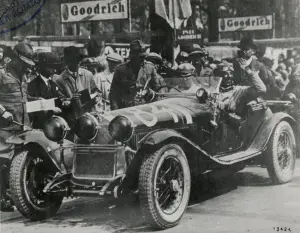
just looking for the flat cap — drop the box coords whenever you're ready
[107,52,124,63]
[13,42,35,66]
[145,52,162,63]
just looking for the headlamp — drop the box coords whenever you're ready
[108,116,134,142]
[43,116,70,143]
[74,113,99,142]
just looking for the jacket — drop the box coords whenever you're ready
[27,75,60,129]
[53,67,99,124]
[109,60,166,110]
[233,57,280,99]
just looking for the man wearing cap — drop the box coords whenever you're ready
[0,42,35,211]
[188,47,212,77]
[233,37,280,99]
[109,40,166,110]
[28,52,62,129]
[53,46,100,125]
[93,52,124,111]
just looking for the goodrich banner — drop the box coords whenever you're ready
[218,15,273,32]
[61,0,128,23]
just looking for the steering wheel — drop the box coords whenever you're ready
[157,85,182,93]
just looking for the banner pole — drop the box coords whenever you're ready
[172,0,176,66]
[129,0,132,32]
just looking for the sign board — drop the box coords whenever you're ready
[176,28,202,41]
[61,0,128,23]
[105,43,151,59]
[218,15,273,32]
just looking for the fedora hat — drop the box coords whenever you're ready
[237,37,257,50]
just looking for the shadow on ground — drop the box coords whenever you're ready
[3,168,271,232]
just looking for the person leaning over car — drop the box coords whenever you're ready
[27,52,62,129]
[53,46,100,126]
[0,42,35,212]
[233,37,280,100]
[109,40,166,110]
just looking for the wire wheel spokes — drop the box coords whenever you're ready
[277,131,292,172]
[155,150,184,215]
[25,157,53,207]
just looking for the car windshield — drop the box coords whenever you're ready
[164,76,222,93]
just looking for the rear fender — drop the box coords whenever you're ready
[6,130,74,173]
[249,112,297,152]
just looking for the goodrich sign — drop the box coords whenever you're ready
[218,15,273,32]
[61,0,128,23]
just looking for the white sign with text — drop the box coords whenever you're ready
[61,0,128,23]
[218,15,273,32]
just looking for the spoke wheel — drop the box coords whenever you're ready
[265,121,296,184]
[139,144,191,229]
[10,150,63,220]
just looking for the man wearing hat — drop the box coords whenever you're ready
[28,52,62,129]
[93,52,124,111]
[233,36,279,99]
[53,46,100,125]
[109,40,166,110]
[188,47,212,77]
[0,42,35,211]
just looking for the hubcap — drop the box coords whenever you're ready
[155,150,184,215]
[277,131,293,173]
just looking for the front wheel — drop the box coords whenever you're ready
[265,121,296,184]
[139,144,191,229]
[9,150,63,220]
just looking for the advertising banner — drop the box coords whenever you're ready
[61,0,128,23]
[218,15,273,32]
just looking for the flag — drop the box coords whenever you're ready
[155,0,192,29]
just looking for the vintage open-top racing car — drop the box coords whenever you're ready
[8,76,298,229]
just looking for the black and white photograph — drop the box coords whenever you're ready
[1,0,300,233]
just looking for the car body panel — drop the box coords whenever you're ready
[6,130,74,173]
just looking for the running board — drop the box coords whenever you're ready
[216,149,262,163]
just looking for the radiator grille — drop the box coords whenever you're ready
[72,145,122,179]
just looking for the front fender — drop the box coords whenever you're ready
[139,128,210,157]
[6,130,74,173]
[250,112,297,152]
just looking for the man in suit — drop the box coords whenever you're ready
[27,52,62,129]
[53,46,100,126]
[109,40,166,110]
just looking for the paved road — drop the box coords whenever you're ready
[1,162,300,233]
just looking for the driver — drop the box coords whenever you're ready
[109,40,166,110]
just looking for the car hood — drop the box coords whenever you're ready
[100,97,213,131]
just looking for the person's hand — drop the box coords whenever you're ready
[1,111,13,125]
[72,93,81,101]
[62,101,71,107]
[287,93,297,102]
[53,107,62,114]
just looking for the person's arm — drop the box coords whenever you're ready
[149,65,166,92]
[0,104,5,116]
[109,69,122,110]
[245,67,266,94]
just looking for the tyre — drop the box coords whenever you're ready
[139,144,191,229]
[9,150,63,220]
[265,121,296,184]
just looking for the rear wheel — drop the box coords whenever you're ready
[265,121,296,184]
[139,144,191,229]
[9,150,63,220]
